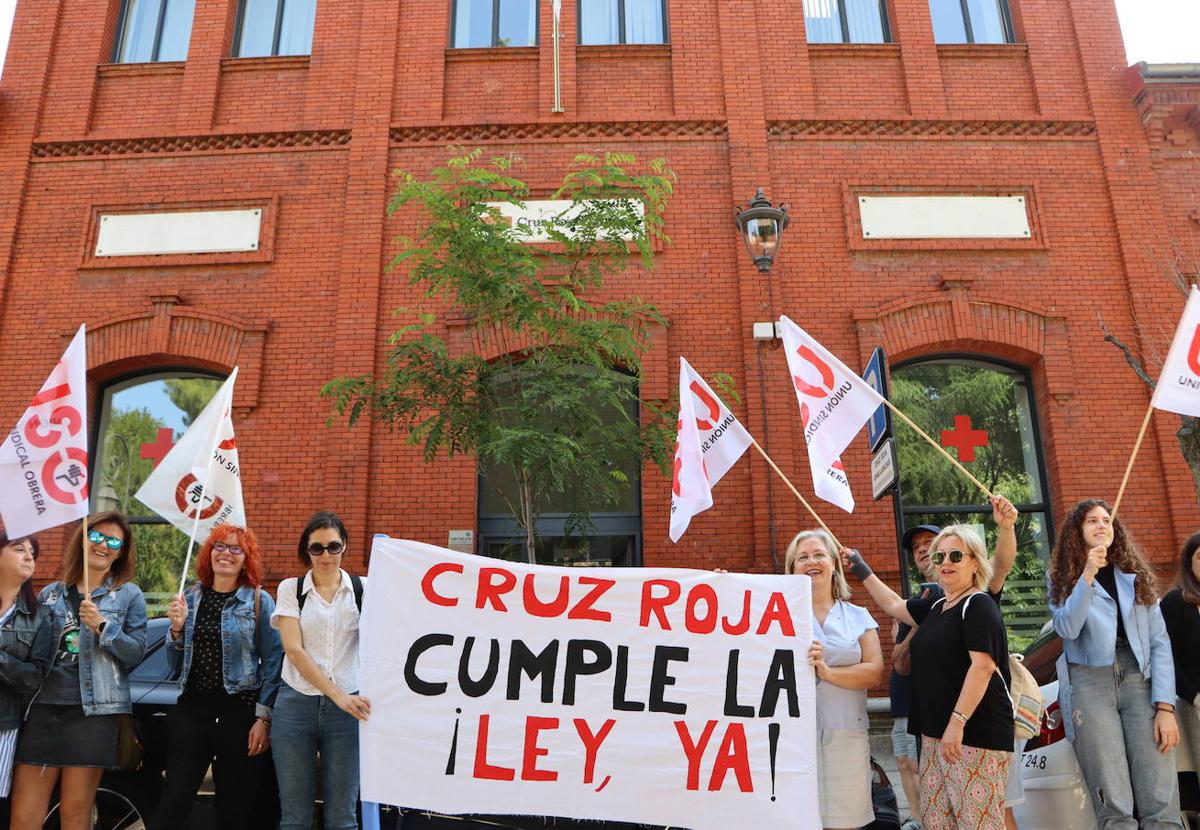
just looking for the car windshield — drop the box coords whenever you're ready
[1021,627,1062,686]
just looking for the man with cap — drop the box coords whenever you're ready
[890,524,942,830]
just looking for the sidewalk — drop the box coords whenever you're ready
[869,699,912,818]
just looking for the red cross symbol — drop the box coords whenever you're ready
[140,427,176,469]
[940,415,989,463]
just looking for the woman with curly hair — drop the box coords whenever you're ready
[1048,498,1181,830]
[1161,532,1200,768]
[150,524,282,830]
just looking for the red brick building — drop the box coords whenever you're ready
[0,0,1197,625]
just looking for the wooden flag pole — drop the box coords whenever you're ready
[1111,401,1155,520]
[81,513,90,596]
[748,438,843,550]
[879,399,995,501]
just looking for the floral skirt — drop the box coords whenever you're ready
[918,735,1010,830]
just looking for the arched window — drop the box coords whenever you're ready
[92,372,223,607]
[890,357,1050,646]
[477,368,642,567]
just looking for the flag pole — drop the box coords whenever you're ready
[878,399,995,500]
[177,449,219,597]
[1111,401,1155,519]
[748,438,842,550]
[81,513,90,595]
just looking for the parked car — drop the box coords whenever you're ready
[1014,628,1199,830]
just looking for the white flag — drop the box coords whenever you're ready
[0,325,90,537]
[1152,285,1200,417]
[680,357,753,486]
[779,315,884,513]
[135,369,245,540]
[669,359,714,542]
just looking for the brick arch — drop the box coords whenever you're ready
[82,294,270,411]
[852,288,1074,401]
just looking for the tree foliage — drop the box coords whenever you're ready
[164,377,220,427]
[323,149,676,562]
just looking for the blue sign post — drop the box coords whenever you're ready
[863,346,890,452]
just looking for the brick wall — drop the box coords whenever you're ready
[0,0,1197,665]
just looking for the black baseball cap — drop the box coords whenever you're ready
[902,524,941,553]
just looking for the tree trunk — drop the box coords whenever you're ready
[519,472,537,565]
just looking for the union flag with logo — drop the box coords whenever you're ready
[1151,285,1200,418]
[778,315,884,513]
[669,357,753,541]
[135,368,246,541]
[0,325,90,537]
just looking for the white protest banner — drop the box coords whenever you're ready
[134,368,245,544]
[360,538,819,830]
[779,315,884,513]
[681,357,753,486]
[0,325,90,537]
[1151,285,1200,417]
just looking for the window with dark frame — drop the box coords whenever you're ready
[890,357,1051,649]
[234,0,317,58]
[928,0,1014,44]
[112,0,196,63]
[579,0,667,45]
[92,372,223,614]
[451,0,538,48]
[476,370,643,568]
[802,0,891,44]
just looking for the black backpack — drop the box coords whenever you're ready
[296,573,363,613]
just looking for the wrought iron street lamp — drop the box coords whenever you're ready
[735,188,789,273]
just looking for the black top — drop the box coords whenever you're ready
[907,590,1014,751]
[1161,588,1200,704]
[39,587,83,705]
[890,583,945,717]
[181,587,257,706]
[1095,565,1128,642]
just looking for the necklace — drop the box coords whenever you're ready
[943,587,976,608]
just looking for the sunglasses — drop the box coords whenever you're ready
[87,530,125,551]
[213,543,245,556]
[307,541,345,556]
[930,549,971,565]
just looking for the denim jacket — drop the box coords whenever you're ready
[1049,570,1175,739]
[33,579,148,716]
[0,595,54,729]
[166,584,283,719]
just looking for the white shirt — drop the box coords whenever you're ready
[272,570,366,696]
[812,600,878,730]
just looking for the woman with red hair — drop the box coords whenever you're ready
[149,524,282,830]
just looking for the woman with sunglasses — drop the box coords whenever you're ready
[11,511,147,830]
[0,523,53,827]
[844,525,1013,830]
[788,529,883,830]
[1048,499,1181,830]
[271,510,369,830]
[149,524,282,830]
[1162,531,1200,774]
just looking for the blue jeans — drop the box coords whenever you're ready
[1067,643,1182,830]
[271,684,361,830]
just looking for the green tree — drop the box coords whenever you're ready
[323,149,676,563]
[164,377,221,427]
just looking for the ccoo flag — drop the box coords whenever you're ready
[680,357,753,486]
[135,368,245,541]
[779,315,884,513]
[1151,285,1200,417]
[669,359,713,542]
[0,326,90,537]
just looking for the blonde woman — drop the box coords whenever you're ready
[789,529,884,830]
[844,526,1013,830]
